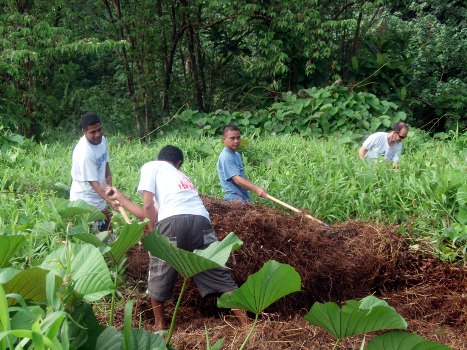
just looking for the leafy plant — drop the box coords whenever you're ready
[142,231,243,346]
[95,300,166,350]
[305,296,451,350]
[172,85,406,139]
[217,260,301,350]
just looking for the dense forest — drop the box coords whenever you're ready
[1,0,466,139]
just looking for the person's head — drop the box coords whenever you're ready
[157,145,184,169]
[80,112,103,145]
[391,122,408,143]
[222,125,241,151]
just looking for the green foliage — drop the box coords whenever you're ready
[0,236,25,268]
[143,232,243,279]
[305,296,451,350]
[217,260,301,314]
[0,283,69,350]
[173,85,406,138]
[367,331,452,350]
[143,231,243,346]
[217,260,301,350]
[108,222,147,264]
[304,295,407,339]
[95,301,166,350]
[40,243,115,302]
[403,7,467,131]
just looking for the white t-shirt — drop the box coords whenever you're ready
[362,132,402,163]
[70,135,109,210]
[137,161,210,222]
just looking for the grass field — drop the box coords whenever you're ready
[1,129,466,262]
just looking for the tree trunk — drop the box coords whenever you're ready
[102,0,144,137]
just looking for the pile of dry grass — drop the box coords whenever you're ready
[120,197,466,349]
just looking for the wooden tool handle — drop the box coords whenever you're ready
[266,194,326,226]
[117,205,131,224]
[107,189,131,224]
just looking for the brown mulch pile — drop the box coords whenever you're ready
[120,197,466,349]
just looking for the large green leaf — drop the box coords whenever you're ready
[304,295,407,339]
[41,244,114,302]
[95,327,122,350]
[109,222,147,263]
[193,232,243,266]
[2,268,53,304]
[59,200,105,221]
[143,232,242,279]
[0,235,26,268]
[95,326,166,350]
[367,331,452,350]
[217,260,301,314]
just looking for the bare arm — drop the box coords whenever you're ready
[231,175,268,197]
[107,189,146,220]
[89,180,119,210]
[358,144,367,160]
[142,191,158,231]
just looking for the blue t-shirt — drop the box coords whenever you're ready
[217,148,250,202]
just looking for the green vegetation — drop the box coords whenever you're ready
[1,0,465,137]
[1,130,465,263]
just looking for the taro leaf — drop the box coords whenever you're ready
[59,200,105,222]
[193,232,243,264]
[367,331,452,350]
[304,295,407,339]
[71,232,106,247]
[0,235,26,268]
[95,326,122,350]
[41,244,114,302]
[143,232,242,279]
[128,329,167,350]
[2,267,54,304]
[217,260,301,314]
[95,326,166,350]
[109,222,147,263]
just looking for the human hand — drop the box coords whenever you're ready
[105,186,121,210]
[255,186,268,198]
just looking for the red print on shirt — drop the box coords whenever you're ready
[178,176,196,191]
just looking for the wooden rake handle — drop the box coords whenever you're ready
[266,194,327,226]
[107,189,132,224]
[116,203,131,224]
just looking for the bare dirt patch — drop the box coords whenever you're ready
[114,197,466,349]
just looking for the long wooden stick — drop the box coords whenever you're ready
[117,204,131,224]
[107,189,132,224]
[266,194,328,226]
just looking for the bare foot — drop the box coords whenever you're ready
[232,308,248,328]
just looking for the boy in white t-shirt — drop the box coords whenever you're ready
[70,112,117,230]
[107,145,247,331]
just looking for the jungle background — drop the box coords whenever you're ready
[1,0,465,139]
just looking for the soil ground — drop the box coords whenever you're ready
[102,197,466,350]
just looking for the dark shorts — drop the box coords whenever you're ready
[148,214,238,301]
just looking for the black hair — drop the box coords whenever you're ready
[392,121,408,133]
[157,145,184,165]
[222,124,241,136]
[80,112,101,131]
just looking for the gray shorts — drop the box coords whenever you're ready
[148,214,238,301]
